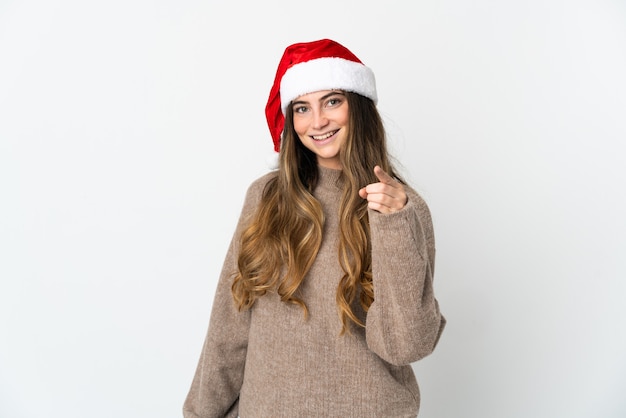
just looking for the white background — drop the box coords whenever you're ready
[1,1,625,417]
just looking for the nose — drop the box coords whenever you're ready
[312,109,329,130]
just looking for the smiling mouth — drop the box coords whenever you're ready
[311,130,338,141]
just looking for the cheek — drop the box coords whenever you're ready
[292,117,308,136]
[340,109,350,126]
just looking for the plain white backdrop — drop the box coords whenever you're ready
[1,1,625,417]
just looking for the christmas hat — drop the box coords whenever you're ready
[265,39,378,152]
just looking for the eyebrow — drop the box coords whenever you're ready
[292,91,345,106]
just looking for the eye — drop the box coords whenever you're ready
[293,105,309,114]
[326,97,343,107]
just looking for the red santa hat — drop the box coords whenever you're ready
[265,39,378,152]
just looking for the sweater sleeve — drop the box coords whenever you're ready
[183,177,268,418]
[365,187,446,366]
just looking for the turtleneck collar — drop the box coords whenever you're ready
[316,165,343,190]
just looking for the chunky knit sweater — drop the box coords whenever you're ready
[183,166,445,418]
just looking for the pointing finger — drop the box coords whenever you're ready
[373,165,396,185]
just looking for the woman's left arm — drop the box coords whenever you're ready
[362,172,446,366]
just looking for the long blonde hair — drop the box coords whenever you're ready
[231,92,401,334]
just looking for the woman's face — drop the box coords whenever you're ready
[291,90,349,170]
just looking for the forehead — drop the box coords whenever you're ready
[293,90,344,102]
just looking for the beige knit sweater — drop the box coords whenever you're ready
[183,166,445,418]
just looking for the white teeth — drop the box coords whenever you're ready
[312,130,337,141]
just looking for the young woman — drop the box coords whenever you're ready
[183,39,446,418]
